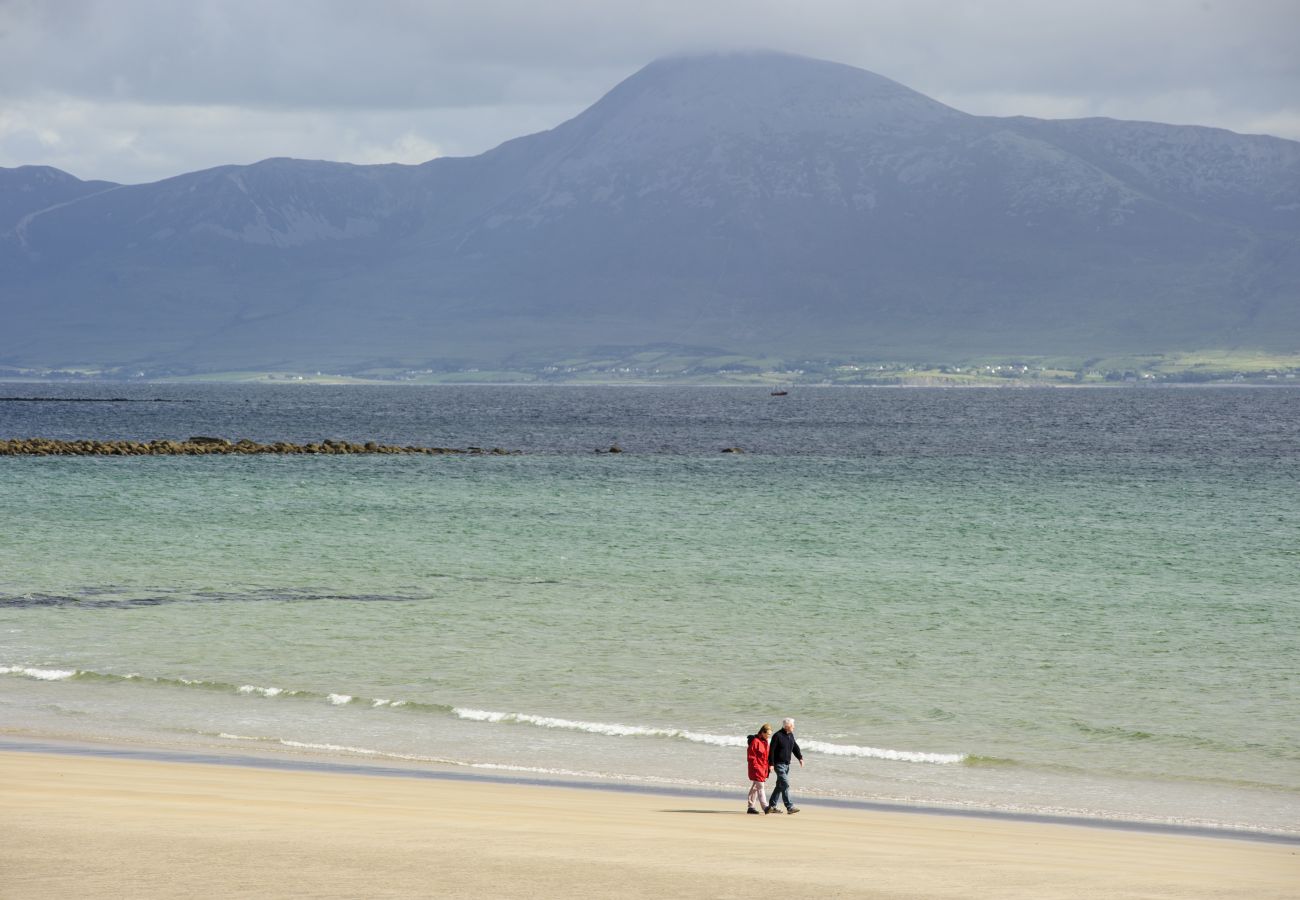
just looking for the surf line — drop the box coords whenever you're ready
[452,707,966,764]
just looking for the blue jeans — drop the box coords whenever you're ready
[770,763,793,809]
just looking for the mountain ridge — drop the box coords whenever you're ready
[2,50,1297,376]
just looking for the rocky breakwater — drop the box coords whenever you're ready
[0,437,517,456]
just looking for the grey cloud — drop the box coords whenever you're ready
[4,0,1297,109]
[1,0,1296,183]
[0,0,641,109]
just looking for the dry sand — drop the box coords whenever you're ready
[2,748,1296,899]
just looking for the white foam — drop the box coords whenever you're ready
[238,684,284,697]
[454,707,689,739]
[275,740,444,764]
[467,761,611,778]
[281,739,382,755]
[452,707,965,764]
[801,739,965,765]
[219,732,723,785]
[679,730,746,748]
[0,665,77,681]
[327,694,353,705]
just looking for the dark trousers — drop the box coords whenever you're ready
[770,763,792,809]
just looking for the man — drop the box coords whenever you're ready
[766,717,804,814]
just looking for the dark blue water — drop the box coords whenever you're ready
[3,383,1298,458]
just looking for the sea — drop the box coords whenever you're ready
[1,383,1297,837]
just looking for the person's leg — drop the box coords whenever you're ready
[770,763,790,810]
[747,780,760,810]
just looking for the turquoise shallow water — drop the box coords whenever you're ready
[2,385,1298,833]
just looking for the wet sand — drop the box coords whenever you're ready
[2,748,1296,899]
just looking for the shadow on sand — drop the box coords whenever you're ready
[661,809,747,815]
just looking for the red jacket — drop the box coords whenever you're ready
[746,734,770,781]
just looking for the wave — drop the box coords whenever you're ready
[800,739,966,764]
[0,665,425,710]
[2,663,966,765]
[216,733,449,761]
[452,707,966,764]
[0,665,77,681]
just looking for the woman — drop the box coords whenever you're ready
[746,723,772,814]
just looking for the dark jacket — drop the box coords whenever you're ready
[769,728,802,766]
[746,734,770,781]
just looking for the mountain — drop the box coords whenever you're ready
[2,51,1298,376]
[0,166,118,232]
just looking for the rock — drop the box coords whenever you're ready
[0,437,515,456]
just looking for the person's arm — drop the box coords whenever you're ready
[794,739,804,766]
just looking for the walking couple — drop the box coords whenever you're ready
[746,717,804,815]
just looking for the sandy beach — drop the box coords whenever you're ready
[1,746,1295,899]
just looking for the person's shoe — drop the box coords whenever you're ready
[786,807,800,815]
[747,807,760,815]
[766,805,782,814]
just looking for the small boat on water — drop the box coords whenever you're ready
[770,388,789,396]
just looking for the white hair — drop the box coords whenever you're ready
[782,717,795,728]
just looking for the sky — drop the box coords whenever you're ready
[2,0,1297,185]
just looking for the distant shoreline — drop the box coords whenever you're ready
[2,378,1299,389]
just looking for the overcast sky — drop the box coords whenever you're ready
[2,0,1297,184]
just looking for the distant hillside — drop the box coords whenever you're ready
[1,51,1297,377]
[0,166,118,232]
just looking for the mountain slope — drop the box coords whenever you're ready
[2,51,1297,374]
[0,165,118,232]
